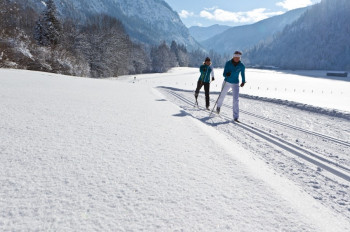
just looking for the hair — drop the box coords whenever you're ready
[204,57,211,65]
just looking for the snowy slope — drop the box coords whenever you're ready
[1,68,350,231]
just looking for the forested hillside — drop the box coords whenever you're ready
[246,0,350,70]
[0,0,148,77]
[13,0,200,50]
[0,0,224,77]
[201,8,307,55]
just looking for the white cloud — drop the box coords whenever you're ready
[200,8,284,23]
[179,10,194,19]
[276,0,314,10]
[204,6,219,11]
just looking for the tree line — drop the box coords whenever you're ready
[245,0,350,71]
[0,0,228,78]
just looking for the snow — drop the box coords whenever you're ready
[18,41,33,59]
[1,68,350,231]
[149,68,350,112]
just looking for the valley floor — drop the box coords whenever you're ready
[1,68,349,231]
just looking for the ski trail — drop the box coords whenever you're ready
[158,86,350,221]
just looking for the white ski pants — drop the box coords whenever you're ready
[217,81,240,119]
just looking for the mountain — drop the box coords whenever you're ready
[201,7,308,55]
[189,24,231,42]
[17,0,200,50]
[246,0,350,70]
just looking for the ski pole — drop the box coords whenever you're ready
[209,81,227,117]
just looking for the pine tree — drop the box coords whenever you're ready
[34,0,62,47]
[0,0,20,36]
[170,41,180,67]
[151,42,177,73]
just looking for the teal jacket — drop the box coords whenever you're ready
[198,64,213,83]
[223,60,245,84]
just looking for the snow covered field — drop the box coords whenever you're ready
[1,68,350,231]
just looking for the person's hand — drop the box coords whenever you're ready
[212,77,215,81]
[240,82,245,87]
[226,72,231,77]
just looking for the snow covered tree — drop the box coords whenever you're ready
[177,44,190,67]
[129,44,151,74]
[76,14,135,77]
[188,49,207,67]
[170,41,180,67]
[170,41,189,67]
[34,0,62,47]
[0,0,21,36]
[151,42,177,73]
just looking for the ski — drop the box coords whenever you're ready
[194,98,199,108]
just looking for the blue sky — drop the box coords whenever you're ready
[164,0,321,27]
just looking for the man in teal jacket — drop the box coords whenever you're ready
[194,57,215,110]
[216,51,246,122]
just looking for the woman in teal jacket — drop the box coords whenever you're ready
[216,51,246,122]
[194,57,215,110]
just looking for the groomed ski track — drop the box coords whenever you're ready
[157,86,350,219]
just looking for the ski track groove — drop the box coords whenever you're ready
[160,87,350,147]
[235,106,350,147]
[159,87,350,183]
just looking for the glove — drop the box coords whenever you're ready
[240,82,245,87]
[226,72,231,77]
[212,77,215,81]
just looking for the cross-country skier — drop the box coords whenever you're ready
[216,51,246,122]
[194,57,215,110]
